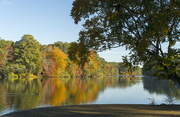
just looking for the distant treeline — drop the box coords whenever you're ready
[0,34,141,78]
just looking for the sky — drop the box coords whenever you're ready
[0,0,179,63]
[0,0,128,62]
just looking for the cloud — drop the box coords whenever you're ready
[0,0,11,5]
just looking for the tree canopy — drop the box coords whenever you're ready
[1,35,134,78]
[71,0,180,86]
[13,34,43,76]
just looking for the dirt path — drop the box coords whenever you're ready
[1,104,180,117]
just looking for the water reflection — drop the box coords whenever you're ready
[143,76,180,101]
[0,76,179,115]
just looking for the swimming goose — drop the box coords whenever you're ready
[35,91,39,95]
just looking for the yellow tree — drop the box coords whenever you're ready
[86,51,99,77]
[51,47,68,76]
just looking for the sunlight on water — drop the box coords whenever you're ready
[0,76,180,116]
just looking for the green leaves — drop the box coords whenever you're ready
[71,0,180,53]
[14,34,43,75]
[71,0,180,82]
[68,40,90,70]
[122,56,138,76]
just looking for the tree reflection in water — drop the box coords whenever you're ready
[0,76,179,115]
[143,77,180,101]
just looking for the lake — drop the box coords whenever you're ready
[0,76,180,116]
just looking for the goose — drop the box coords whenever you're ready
[35,91,39,95]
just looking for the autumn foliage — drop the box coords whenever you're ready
[0,35,141,78]
[51,47,68,76]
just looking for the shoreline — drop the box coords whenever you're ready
[1,104,180,117]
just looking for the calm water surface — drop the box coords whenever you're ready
[0,76,180,115]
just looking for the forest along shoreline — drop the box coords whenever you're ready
[0,36,141,79]
[1,104,180,117]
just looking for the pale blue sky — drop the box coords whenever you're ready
[0,0,128,62]
[0,0,82,44]
[0,0,179,62]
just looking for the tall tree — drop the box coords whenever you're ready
[68,41,90,78]
[71,0,180,86]
[14,34,43,76]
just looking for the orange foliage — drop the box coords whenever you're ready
[106,64,111,74]
[88,51,99,70]
[42,46,68,77]
[51,47,68,76]
[42,46,56,76]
